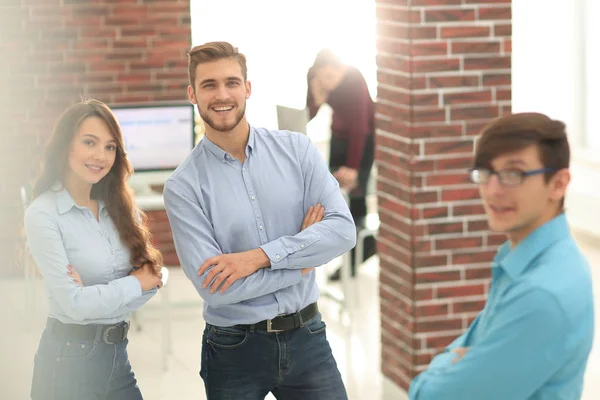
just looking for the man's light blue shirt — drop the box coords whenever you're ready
[163,126,356,327]
[24,186,156,324]
[409,213,595,400]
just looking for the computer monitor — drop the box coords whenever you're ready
[110,102,196,195]
[111,102,195,171]
[276,105,309,134]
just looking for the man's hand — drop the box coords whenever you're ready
[309,76,328,107]
[199,248,270,294]
[333,166,358,190]
[451,347,469,364]
[301,204,324,231]
[200,205,326,293]
[67,264,83,287]
[299,204,325,276]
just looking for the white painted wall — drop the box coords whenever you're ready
[512,0,600,238]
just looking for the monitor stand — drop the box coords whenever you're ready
[128,171,171,197]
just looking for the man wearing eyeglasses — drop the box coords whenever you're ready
[408,112,595,400]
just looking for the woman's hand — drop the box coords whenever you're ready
[130,263,163,291]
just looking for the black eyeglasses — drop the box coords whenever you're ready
[468,167,557,187]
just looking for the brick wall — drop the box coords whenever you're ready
[375,0,511,390]
[0,0,190,273]
[146,210,179,266]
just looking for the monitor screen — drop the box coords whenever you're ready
[110,103,195,172]
[276,105,308,134]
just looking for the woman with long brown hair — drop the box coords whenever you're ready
[24,99,163,399]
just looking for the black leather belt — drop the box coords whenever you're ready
[236,302,319,333]
[45,318,129,345]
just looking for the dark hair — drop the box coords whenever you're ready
[188,41,247,89]
[474,112,570,209]
[32,99,163,273]
[311,48,343,70]
[474,112,570,179]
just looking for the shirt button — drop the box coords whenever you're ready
[251,196,256,200]
[259,225,264,230]
[300,244,305,248]
[275,255,280,260]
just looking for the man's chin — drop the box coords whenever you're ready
[202,108,245,133]
[212,123,239,132]
[208,119,245,133]
[488,220,513,234]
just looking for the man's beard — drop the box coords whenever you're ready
[199,101,246,133]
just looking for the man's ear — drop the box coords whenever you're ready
[550,168,570,202]
[187,85,197,104]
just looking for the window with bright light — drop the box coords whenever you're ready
[584,0,600,150]
[190,0,376,130]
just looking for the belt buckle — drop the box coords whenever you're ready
[266,319,283,333]
[103,324,127,344]
[103,326,118,344]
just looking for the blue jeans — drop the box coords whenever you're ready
[30,330,143,400]
[200,313,348,400]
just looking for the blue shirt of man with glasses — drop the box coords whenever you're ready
[409,113,595,400]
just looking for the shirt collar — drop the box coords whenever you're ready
[200,125,255,161]
[493,213,571,280]
[247,126,256,154]
[202,135,227,160]
[53,182,106,215]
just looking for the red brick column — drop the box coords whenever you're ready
[146,210,179,266]
[1,0,190,272]
[375,0,511,390]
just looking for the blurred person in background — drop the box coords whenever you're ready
[409,113,595,400]
[24,99,163,400]
[306,49,376,280]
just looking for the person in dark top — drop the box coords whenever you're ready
[306,49,376,280]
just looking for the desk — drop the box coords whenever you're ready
[136,194,165,211]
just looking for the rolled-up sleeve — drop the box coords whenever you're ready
[164,180,302,307]
[261,134,356,270]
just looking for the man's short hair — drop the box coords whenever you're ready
[187,41,247,89]
[474,112,570,181]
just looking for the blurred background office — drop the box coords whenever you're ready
[1,0,599,399]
